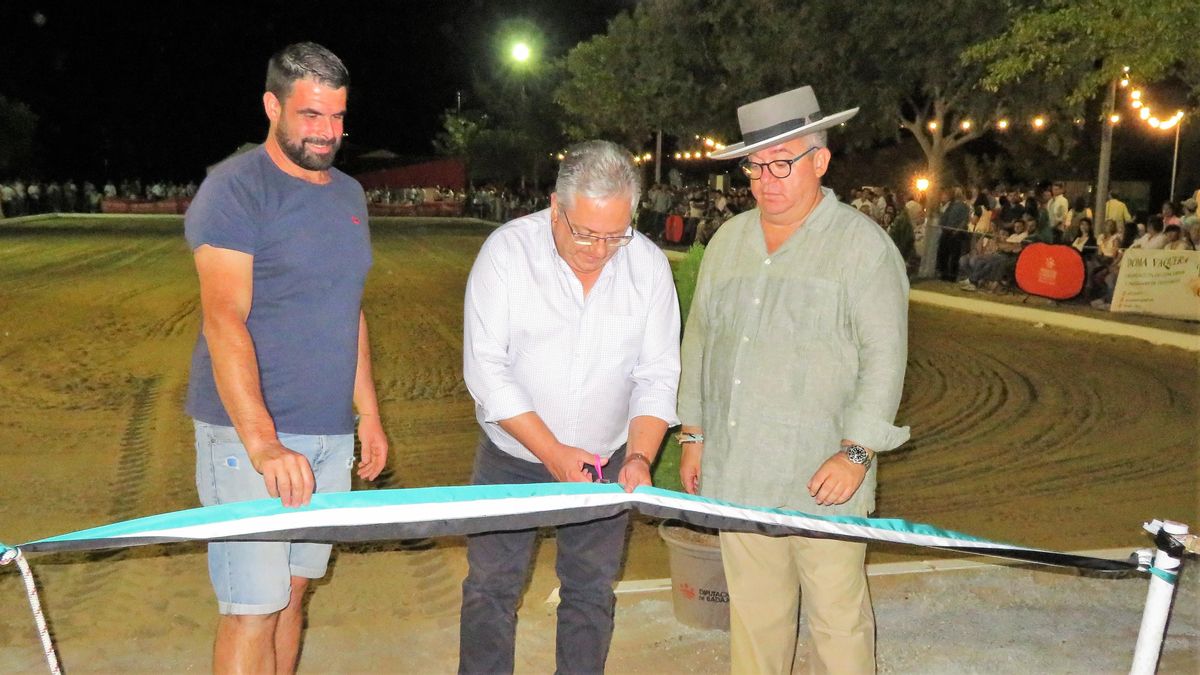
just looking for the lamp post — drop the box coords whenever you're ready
[1167,113,1183,202]
[509,40,534,191]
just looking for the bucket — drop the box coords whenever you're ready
[658,520,729,630]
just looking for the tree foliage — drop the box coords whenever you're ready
[558,0,1060,183]
[965,0,1200,104]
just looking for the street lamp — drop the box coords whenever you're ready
[511,42,531,63]
[1161,111,1185,201]
[915,177,930,193]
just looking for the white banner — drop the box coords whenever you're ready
[1111,249,1200,320]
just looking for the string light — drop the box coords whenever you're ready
[960,120,972,131]
[996,119,1010,130]
[1109,114,1121,124]
[1031,116,1046,130]
[1123,73,1188,134]
[927,121,938,131]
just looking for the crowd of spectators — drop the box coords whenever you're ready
[627,175,1198,313]
[914,182,1199,308]
[637,183,756,245]
[0,177,198,217]
[466,186,550,222]
[366,185,462,207]
[6,170,1195,314]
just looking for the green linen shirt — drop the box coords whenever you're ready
[678,187,910,516]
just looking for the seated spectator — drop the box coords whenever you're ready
[1131,218,1168,249]
[1161,201,1182,226]
[1071,217,1097,259]
[958,215,1001,283]
[1028,188,1057,244]
[880,205,897,232]
[1097,219,1122,261]
[1064,196,1092,243]
[959,215,1031,291]
[1163,225,1194,251]
[1181,197,1198,228]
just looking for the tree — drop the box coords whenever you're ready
[559,1,1057,276]
[965,0,1200,228]
[786,0,1067,276]
[0,96,37,174]
[557,0,727,181]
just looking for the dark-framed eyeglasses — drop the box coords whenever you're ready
[739,146,817,180]
[558,207,634,248]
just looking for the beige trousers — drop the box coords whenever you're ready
[720,531,875,675]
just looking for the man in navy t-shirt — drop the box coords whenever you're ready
[184,42,388,674]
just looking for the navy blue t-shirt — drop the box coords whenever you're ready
[185,146,372,435]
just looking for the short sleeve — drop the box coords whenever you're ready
[184,166,261,255]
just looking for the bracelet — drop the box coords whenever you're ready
[624,452,652,468]
[675,432,704,444]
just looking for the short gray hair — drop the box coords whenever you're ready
[804,130,828,149]
[555,140,641,211]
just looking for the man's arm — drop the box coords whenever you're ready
[352,310,388,481]
[808,249,911,506]
[497,413,600,482]
[678,245,715,496]
[618,255,681,493]
[462,235,597,482]
[617,416,669,493]
[194,244,315,507]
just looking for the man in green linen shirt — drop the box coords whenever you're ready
[677,86,910,674]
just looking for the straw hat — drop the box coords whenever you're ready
[710,86,858,160]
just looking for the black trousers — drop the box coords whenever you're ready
[458,436,629,675]
[938,229,968,280]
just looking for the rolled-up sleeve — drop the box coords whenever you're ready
[842,249,911,452]
[462,234,535,423]
[629,254,682,425]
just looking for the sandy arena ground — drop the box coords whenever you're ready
[0,216,1196,673]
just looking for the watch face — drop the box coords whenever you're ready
[846,445,869,464]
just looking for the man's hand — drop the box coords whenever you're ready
[680,442,703,495]
[247,441,315,508]
[807,450,869,506]
[356,413,388,481]
[618,454,653,493]
[543,443,606,483]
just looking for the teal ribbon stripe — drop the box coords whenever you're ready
[6,484,1136,573]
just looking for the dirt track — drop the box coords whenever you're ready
[0,217,1196,672]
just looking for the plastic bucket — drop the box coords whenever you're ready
[658,520,729,630]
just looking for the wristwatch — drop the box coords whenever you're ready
[843,444,873,468]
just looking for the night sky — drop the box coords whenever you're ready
[2,1,635,181]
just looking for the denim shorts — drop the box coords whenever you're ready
[194,420,354,615]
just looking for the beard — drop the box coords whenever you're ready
[275,124,341,171]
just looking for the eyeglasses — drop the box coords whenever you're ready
[739,146,817,180]
[558,207,634,247]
